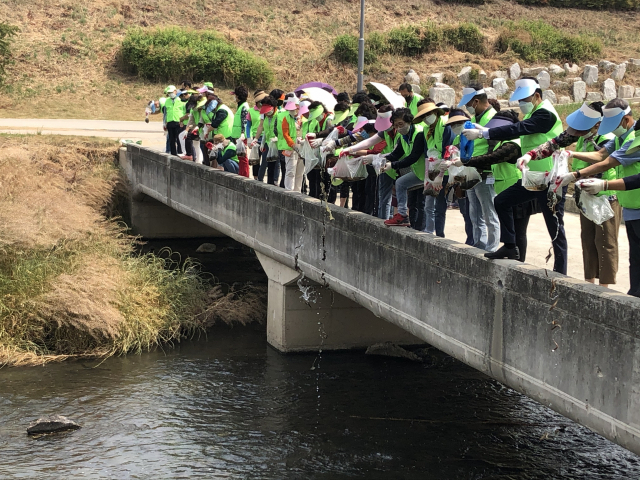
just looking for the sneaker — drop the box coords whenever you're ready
[384,213,410,227]
[179,155,193,161]
[485,245,520,260]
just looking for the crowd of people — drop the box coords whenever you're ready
[148,78,640,298]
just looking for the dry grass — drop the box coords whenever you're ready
[0,136,265,366]
[0,0,639,120]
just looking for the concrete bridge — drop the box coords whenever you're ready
[121,144,640,456]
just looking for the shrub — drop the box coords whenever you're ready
[332,33,380,65]
[0,23,19,85]
[120,27,273,89]
[496,20,601,63]
[513,0,638,10]
[443,23,486,55]
[387,23,444,56]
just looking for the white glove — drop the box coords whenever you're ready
[438,160,452,173]
[358,154,375,165]
[239,133,245,142]
[321,140,336,153]
[270,137,278,144]
[306,133,317,140]
[516,154,532,171]
[577,178,606,195]
[250,138,258,148]
[462,128,484,141]
[431,174,444,192]
[452,159,464,167]
[553,172,576,192]
[310,138,324,149]
[381,161,392,173]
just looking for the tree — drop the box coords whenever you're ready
[0,23,19,85]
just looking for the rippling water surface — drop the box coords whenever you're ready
[2,325,640,479]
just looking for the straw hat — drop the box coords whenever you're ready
[412,103,444,124]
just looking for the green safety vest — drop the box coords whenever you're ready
[613,130,640,209]
[382,130,399,179]
[471,107,497,173]
[520,99,563,172]
[492,139,522,194]
[222,142,238,163]
[231,102,249,139]
[213,104,234,139]
[165,97,186,123]
[263,112,277,140]
[277,112,297,151]
[399,124,425,181]
[249,107,261,139]
[572,133,616,197]
[406,94,423,116]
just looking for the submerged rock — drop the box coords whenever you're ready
[365,342,422,362]
[27,415,81,435]
[196,243,217,253]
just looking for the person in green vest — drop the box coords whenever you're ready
[399,83,423,117]
[462,77,567,274]
[554,99,640,296]
[209,95,235,140]
[210,134,240,174]
[248,90,268,179]
[250,95,281,186]
[230,85,249,143]
[458,84,499,252]
[164,86,186,156]
[161,85,174,153]
[277,99,303,191]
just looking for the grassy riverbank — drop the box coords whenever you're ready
[0,136,265,366]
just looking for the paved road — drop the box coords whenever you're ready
[0,118,631,294]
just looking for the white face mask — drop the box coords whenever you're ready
[169,93,176,99]
[612,124,628,137]
[451,124,464,136]
[424,114,437,126]
[582,131,595,140]
[519,101,534,115]
[397,124,411,135]
[465,105,476,117]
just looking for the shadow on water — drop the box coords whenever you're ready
[2,239,639,479]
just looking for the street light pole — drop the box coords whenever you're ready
[357,0,365,92]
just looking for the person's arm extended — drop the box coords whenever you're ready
[391,134,426,170]
[255,118,265,141]
[210,109,228,129]
[573,156,621,178]
[571,147,608,163]
[344,134,384,153]
[487,108,556,141]
[465,141,522,170]
[282,117,295,148]
[526,130,579,160]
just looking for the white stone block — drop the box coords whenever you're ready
[492,77,509,96]
[585,91,602,102]
[405,69,420,85]
[612,63,627,81]
[429,73,444,84]
[537,71,551,90]
[542,90,557,105]
[582,65,598,86]
[549,64,564,76]
[509,63,521,80]
[558,96,571,105]
[602,78,616,101]
[458,66,472,85]
[618,84,634,99]
[429,86,456,108]
[572,81,586,103]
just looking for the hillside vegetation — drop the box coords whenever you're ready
[0,0,639,120]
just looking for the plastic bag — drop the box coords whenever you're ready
[301,139,322,174]
[266,140,279,162]
[248,142,261,165]
[575,186,615,225]
[236,139,246,156]
[459,121,475,160]
[371,155,386,176]
[320,128,341,167]
[550,150,570,182]
[426,149,443,181]
[331,156,368,181]
[522,165,550,191]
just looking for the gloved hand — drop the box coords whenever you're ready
[310,138,324,148]
[205,142,214,150]
[431,174,444,192]
[438,160,452,173]
[516,154,531,171]
[452,159,464,167]
[554,172,576,192]
[381,161,392,173]
[322,140,336,153]
[462,128,484,141]
[239,133,245,143]
[577,178,606,195]
[270,137,278,144]
[335,126,346,135]
[339,148,350,157]
[359,154,375,165]
[306,133,316,140]
[250,138,258,148]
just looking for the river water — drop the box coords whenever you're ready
[2,241,640,479]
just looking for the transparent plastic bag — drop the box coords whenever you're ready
[236,139,246,156]
[331,156,368,181]
[522,165,550,191]
[456,166,482,191]
[576,186,615,225]
[371,155,386,176]
[301,140,322,174]
[267,140,279,162]
[321,128,341,167]
[550,150,570,182]
[426,149,443,181]
[248,142,261,165]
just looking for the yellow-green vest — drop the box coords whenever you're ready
[231,101,249,139]
[520,99,563,172]
[406,94,423,116]
[399,124,425,181]
[165,97,186,123]
[222,142,238,163]
[614,130,640,209]
[471,107,497,171]
[249,107,261,139]
[214,105,234,138]
[382,130,399,179]
[277,112,297,151]
[572,133,616,197]
[492,139,522,194]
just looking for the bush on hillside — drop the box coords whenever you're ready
[443,23,486,55]
[496,20,601,63]
[120,28,273,89]
[0,23,19,85]
[332,34,382,65]
[514,0,638,10]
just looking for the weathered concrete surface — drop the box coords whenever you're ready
[123,144,640,457]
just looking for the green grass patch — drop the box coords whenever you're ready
[513,0,638,10]
[120,27,274,89]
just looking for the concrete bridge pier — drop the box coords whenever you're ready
[256,253,421,352]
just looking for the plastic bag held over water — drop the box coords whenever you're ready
[266,140,279,162]
[426,149,443,181]
[330,155,368,181]
[459,121,475,161]
[320,128,341,167]
[522,164,550,191]
[371,155,386,176]
[550,150,570,194]
[575,183,615,225]
[236,139,246,156]
[248,141,261,165]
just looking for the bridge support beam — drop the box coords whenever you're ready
[257,253,421,352]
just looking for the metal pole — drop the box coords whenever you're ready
[357,0,365,92]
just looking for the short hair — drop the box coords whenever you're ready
[352,92,370,104]
[354,102,377,120]
[261,96,277,108]
[212,134,225,143]
[234,85,248,103]
[378,104,395,113]
[494,110,520,123]
[448,108,470,120]
[399,83,412,92]
[589,101,605,115]
[362,123,377,134]
[336,92,350,103]
[391,107,414,124]
[182,80,192,88]
[488,98,501,112]
[521,76,543,97]
[334,101,350,112]
[269,89,285,106]
[416,98,436,107]
[606,98,629,110]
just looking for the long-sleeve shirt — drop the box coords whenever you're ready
[527,130,579,160]
[282,116,295,148]
[237,104,248,138]
[624,174,640,191]
[465,141,521,171]
[210,107,229,129]
[486,108,556,141]
[387,126,426,170]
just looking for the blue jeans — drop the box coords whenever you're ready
[395,171,422,217]
[458,196,474,246]
[467,179,500,252]
[424,176,449,237]
[378,173,394,220]
[220,159,239,174]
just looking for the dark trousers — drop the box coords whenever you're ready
[494,180,568,274]
[278,153,286,188]
[514,212,531,263]
[408,190,426,232]
[626,219,640,297]
[266,149,280,186]
[459,196,474,246]
[308,169,322,198]
[364,165,377,215]
[167,121,182,156]
[352,179,367,212]
[201,141,210,166]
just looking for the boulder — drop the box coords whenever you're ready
[528,66,547,76]
[509,63,521,80]
[492,77,509,96]
[618,84,634,99]
[582,65,599,86]
[612,63,627,81]
[549,64,565,76]
[490,70,507,79]
[498,100,510,108]
[411,84,421,95]
[565,77,582,84]
[365,342,422,362]
[429,72,444,84]
[572,81,586,103]
[196,243,217,253]
[598,60,615,72]
[636,87,640,98]
[429,86,456,107]
[602,78,616,101]
[558,96,571,105]
[586,91,602,102]
[458,66,472,85]
[404,69,420,85]
[537,71,551,90]
[552,81,569,90]
[484,87,497,99]
[434,82,450,88]
[478,70,487,82]
[564,63,580,75]
[542,90,557,105]
[630,59,640,66]
[27,415,81,436]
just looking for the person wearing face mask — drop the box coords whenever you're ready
[209,95,235,140]
[210,134,240,174]
[382,108,427,227]
[278,99,304,192]
[164,87,187,157]
[248,90,268,180]
[458,84,499,252]
[399,83,423,117]
[554,99,640,295]
[462,77,566,274]
[252,96,281,186]
[302,101,336,200]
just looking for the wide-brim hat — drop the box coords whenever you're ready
[510,79,539,102]
[413,103,444,124]
[353,116,372,132]
[164,85,176,94]
[598,105,631,135]
[374,110,393,132]
[299,101,312,116]
[284,101,298,111]
[254,91,268,103]
[446,115,470,125]
[308,105,324,121]
[458,87,484,108]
